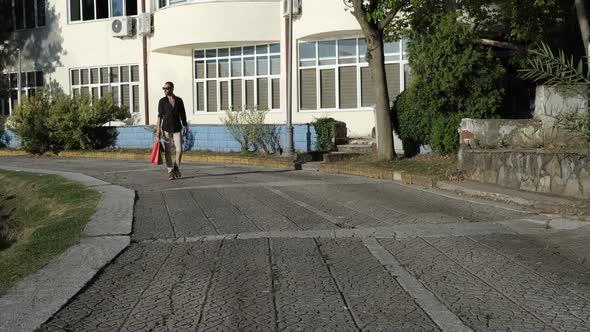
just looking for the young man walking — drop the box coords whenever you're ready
[156,81,188,180]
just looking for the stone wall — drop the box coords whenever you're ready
[459,86,590,199]
[461,150,590,199]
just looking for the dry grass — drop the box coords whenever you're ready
[332,153,462,179]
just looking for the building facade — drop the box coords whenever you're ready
[1,0,409,140]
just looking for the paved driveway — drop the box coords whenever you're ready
[1,156,589,331]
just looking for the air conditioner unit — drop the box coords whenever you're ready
[111,17,133,38]
[137,13,152,36]
[282,0,301,17]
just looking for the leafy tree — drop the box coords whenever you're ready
[402,12,505,153]
[388,0,573,56]
[344,0,411,160]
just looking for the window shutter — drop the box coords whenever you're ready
[100,67,109,84]
[360,67,374,107]
[207,81,217,112]
[121,66,130,82]
[271,78,280,110]
[385,63,401,101]
[320,69,335,109]
[231,79,242,110]
[131,65,140,82]
[133,85,139,112]
[121,85,130,107]
[257,78,268,111]
[196,82,204,111]
[300,69,317,110]
[339,66,357,109]
[91,68,99,84]
[245,80,255,109]
[81,69,89,85]
[220,81,229,111]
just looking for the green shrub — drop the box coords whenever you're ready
[8,92,128,153]
[406,12,505,154]
[7,93,52,153]
[430,114,462,155]
[391,90,430,146]
[49,94,127,150]
[311,117,339,151]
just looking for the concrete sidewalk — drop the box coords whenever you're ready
[0,156,588,331]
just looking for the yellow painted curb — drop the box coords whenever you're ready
[3,150,295,170]
[0,150,28,157]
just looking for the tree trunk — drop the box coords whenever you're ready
[366,29,395,160]
[575,0,590,59]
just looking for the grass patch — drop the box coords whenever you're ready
[0,170,101,295]
[333,153,460,179]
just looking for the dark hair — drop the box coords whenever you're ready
[165,81,174,88]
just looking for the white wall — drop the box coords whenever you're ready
[6,0,403,141]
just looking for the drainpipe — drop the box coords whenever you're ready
[141,0,150,125]
[284,0,294,157]
[17,48,21,104]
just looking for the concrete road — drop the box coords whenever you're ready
[1,156,589,332]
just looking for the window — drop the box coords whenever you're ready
[298,38,408,111]
[70,65,140,113]
[70,0,137,22]
[0,70,44,115]
[193,43,280,113]
[158,0,187,9]
[12,0,46,30]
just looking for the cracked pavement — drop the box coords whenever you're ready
[0,156,589,331]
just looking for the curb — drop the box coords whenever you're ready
[0,150,296,170]
[437,181,590,216]
[0,166,135,332]
[317,163,590,216]
[0,150,27,157]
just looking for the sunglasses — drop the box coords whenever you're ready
[162,87,171,90]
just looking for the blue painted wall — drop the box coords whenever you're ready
[3,124,318,153]
[2,130,20,149]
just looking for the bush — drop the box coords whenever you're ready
[49,94,128,150]
[405,12,505,154]
[221,108,277,154]
[7,93,52,153]
[8,92,128,153]
[430,114,462,155]
[391,90,430,146]
[311,117,340,151]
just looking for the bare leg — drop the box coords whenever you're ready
[163,131,174,173]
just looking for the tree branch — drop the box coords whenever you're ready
[479,38,522,51]
[378,0,411,31]
[350,0,373,33]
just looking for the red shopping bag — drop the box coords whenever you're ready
[150,139,163,165]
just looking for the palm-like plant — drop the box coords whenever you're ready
[520,42,590,142]
[520,42,590,98]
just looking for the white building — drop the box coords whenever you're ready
[1,0,410,139]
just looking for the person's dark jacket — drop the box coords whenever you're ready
[158,96,187,133]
